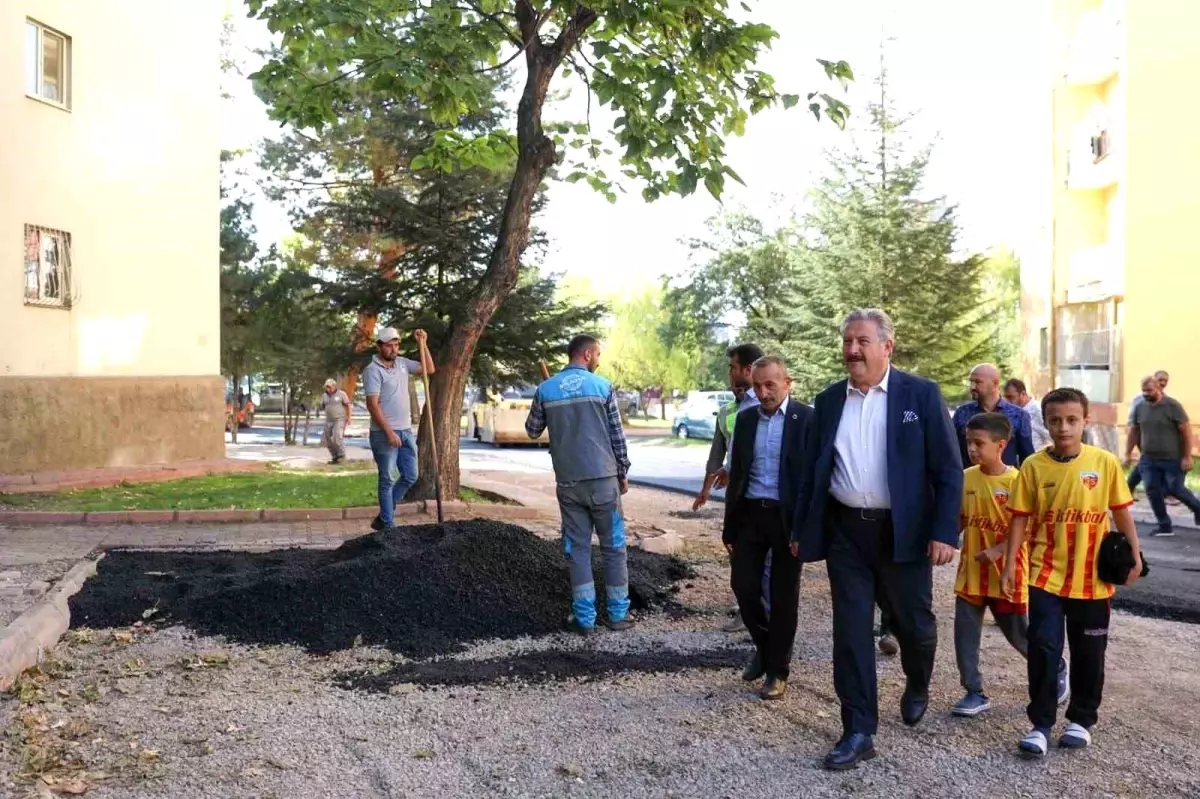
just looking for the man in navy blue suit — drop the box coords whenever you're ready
[791,308,962,770]
[723,356,812,701]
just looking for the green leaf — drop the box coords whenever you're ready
[704,170,725,200]
[781,94,799,110]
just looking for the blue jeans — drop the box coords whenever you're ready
[369,428,419,525]
[1141,458,1200,530]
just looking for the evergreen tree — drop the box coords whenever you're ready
[780,73,996,401]
[262,80,603,498]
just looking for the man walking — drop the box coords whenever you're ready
[319,379,352,464]
[953,364,1035,467]
[364,327,432,531]
[693,343,764,634]
[693,343,763,511]
[1125,370,1169,495]
[793,308,962,770]
[1003,378,1051,452]
[1124,374,1200,536]
[526,335,634,634]
[723,356,812,700]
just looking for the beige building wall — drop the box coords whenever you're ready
[0,0,224,473]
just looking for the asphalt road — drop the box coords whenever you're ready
[1117,525,1200,624]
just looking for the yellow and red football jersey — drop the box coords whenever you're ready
[955,466,1026,605]
[1009,445,1133,600]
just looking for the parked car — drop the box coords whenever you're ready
[670,390,735,440]
[467,385,549,446]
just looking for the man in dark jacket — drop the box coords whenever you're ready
[792,308,962,770]
[723,356,813,701]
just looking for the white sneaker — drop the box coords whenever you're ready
[1018,728,1048,759]
[1058,722,1091,749]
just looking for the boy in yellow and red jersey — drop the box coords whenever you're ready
[1002,388,1143,758]
[952,412,1067,717]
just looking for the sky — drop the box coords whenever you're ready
[221,0,1051,289]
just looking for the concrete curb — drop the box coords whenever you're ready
[0,555,102,691]
[0,502,545,527]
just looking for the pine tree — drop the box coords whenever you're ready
[780,71,996,401]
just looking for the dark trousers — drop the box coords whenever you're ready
[1141,459,1200,530]
[826,506,937,737]
[1127,462,1142,492]
[1027,587,1109,730]
[730,501,801,678]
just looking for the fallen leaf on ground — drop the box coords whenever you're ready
[413,748,436,759]
[198,650,230,666]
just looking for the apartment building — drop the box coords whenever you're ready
[0,1,224,473]
[1021,0,1200,449]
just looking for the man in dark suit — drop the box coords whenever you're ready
[724,356,813,701]
[791,309,962,770]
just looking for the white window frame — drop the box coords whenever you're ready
[24,225,73,309]
[25,19,71,109]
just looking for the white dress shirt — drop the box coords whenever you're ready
[830,367,891,509]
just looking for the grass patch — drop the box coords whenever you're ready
[635,436,711,449]
[0,471,495,512]
[625,417,673,429]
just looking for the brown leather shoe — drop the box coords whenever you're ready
[761,676,788,700]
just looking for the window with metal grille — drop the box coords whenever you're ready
[24,225,73,309]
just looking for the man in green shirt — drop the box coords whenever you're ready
[693,344,764,633]
[1124,374,1200,536]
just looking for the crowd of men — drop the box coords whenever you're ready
[333,311,1190,771]
[521,308,1174,771]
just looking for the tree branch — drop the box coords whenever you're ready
[461,1,523,48]
[550,5,599,61]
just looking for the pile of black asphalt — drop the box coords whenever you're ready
[69,520,752,684]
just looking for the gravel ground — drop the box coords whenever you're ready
[3,555,1199,798]
[0,559,78,628]
[4,488,1200,797]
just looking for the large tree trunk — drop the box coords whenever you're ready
[409,7,598,501]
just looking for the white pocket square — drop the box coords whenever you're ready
[902,410,919,424]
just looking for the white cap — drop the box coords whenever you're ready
[376,327,400,343]
[324,379,337,389]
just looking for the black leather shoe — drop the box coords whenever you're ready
[742,653,765,682]
[901,688,929,726]
[370,515,385,532]
[760,676,787,700]
[823,733,876,771]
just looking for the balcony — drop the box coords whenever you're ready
[1064,7,1122,86]
[1066,242,1123,302]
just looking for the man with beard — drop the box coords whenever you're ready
[1124,373,1200,536]
[793,308,962,770]
[526,335,634,634]
[694,344,765,511]
[364,327,433,531]
[694,344,766,633]
[1126,370,1170,495]
[953,364,1035,467]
